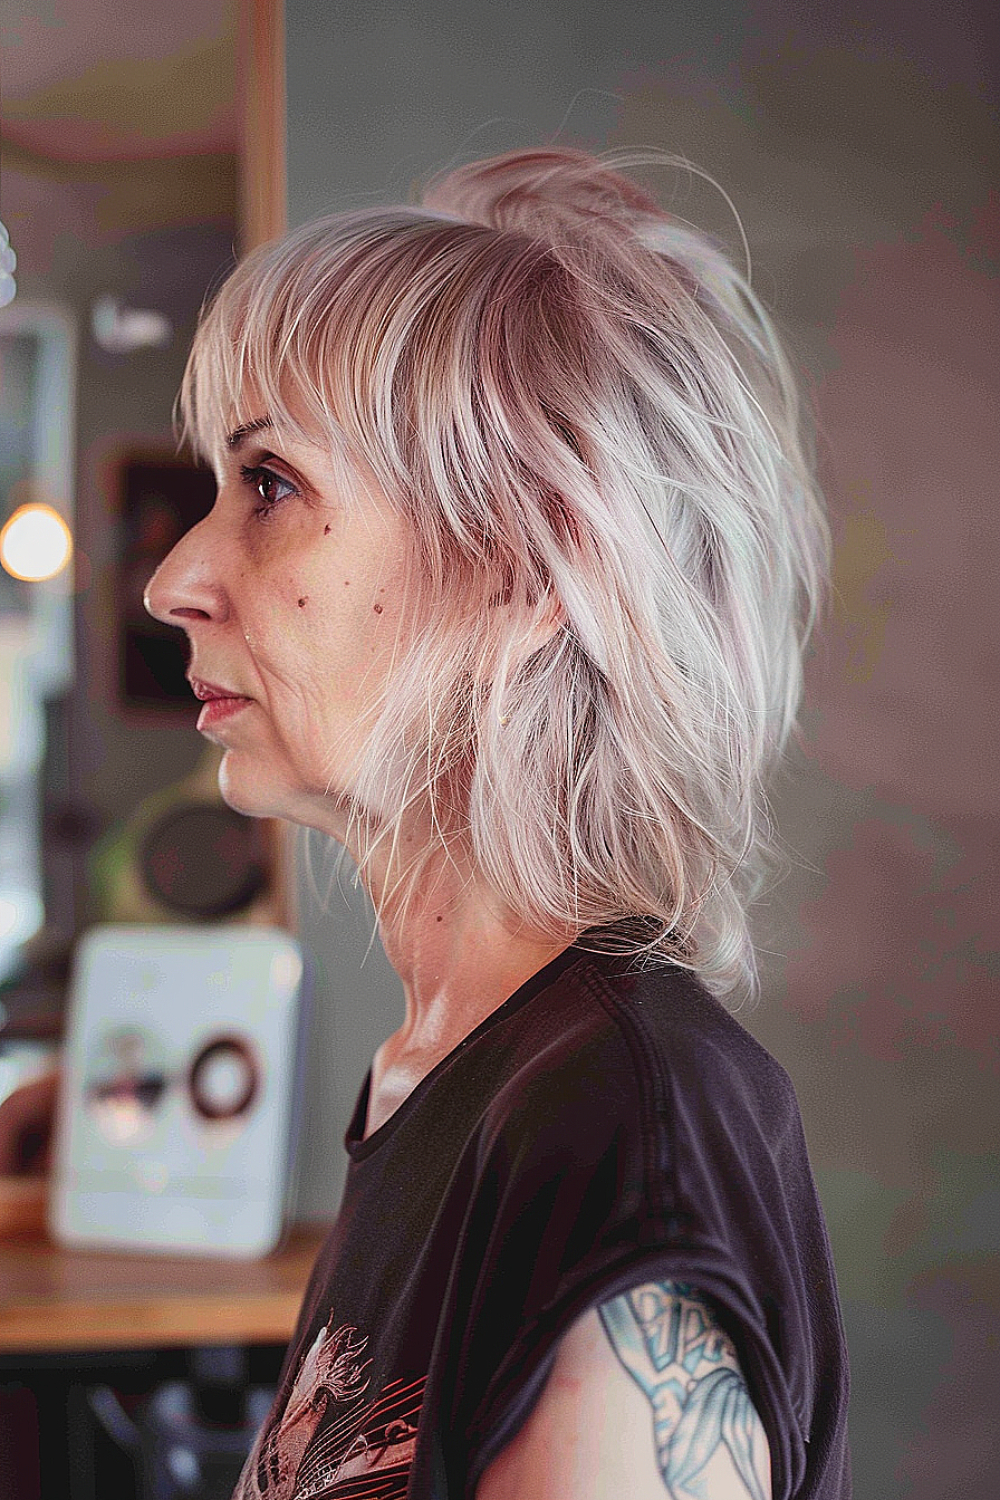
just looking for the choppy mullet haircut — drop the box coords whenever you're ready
[178,146,830,1006]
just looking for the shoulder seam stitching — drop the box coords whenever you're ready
[581,963,677,1238]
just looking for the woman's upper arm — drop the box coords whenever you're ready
[474,1279,772,1500]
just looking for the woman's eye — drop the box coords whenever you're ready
[239,463,297,517]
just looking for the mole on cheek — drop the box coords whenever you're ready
[373,603,383,614]
[324,525,331,535]
[297,596,308,608]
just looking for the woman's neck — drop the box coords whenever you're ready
[360,843,575,1136]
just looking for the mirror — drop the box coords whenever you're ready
[0,0,287,1038]
[0,301,76,983]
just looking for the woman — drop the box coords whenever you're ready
[145,146,850,1500]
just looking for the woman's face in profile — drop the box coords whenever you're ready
[144,413,411,830]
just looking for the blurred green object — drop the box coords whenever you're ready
[87,743,269,926]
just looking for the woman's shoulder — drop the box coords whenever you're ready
[481,948,801,1160]
[604,954,798,1104]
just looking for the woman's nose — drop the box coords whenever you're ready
[143,517,230,628]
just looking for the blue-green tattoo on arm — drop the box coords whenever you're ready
[599,1281,770,1500]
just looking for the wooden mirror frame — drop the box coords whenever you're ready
[237,0,298,932]
[239,0,288,257]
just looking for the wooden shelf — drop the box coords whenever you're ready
[0,1223,328,1353]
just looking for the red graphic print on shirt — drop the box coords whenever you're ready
[234,1309,424,1499]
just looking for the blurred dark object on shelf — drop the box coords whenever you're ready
[139,804,269,918]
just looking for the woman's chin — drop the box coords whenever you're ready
[216,753,285,821]
[216,752,354,838]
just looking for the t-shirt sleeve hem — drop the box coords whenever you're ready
[461,1246,803,1500]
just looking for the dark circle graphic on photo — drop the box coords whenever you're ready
[188,1034,260,1122]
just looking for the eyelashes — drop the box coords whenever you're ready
[239,462,298,519]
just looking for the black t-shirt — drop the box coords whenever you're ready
[233,944,851,1500]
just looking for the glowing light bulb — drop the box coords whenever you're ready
[0,503,73,581]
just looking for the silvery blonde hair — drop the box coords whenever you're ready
[178,146,829,1005]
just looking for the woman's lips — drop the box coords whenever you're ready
[188,677,253,732]
[196,696,253,731]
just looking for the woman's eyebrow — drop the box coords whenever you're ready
[227,416,273,451]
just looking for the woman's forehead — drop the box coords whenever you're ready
[209,385,309,460]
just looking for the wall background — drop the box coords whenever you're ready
[281,3,998,1495]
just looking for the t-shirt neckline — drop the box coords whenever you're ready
[345,941,593,1161]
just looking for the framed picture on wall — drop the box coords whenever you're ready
[116,455,216,714]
